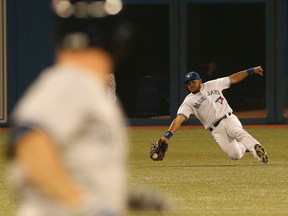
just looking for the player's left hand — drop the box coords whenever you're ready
[150,138,168,161]
[253,66,263,76]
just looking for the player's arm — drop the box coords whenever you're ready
[229,66,263,85]
[161,114,187,143]
[14,129,84,208]
[150,114,186,161]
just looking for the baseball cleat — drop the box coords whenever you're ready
[254,144,268,163]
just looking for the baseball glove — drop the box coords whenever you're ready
[150,138,168,161]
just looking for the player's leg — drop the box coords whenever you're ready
[224,114,268,163]
[210,123,246,160]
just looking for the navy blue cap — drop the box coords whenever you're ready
[184,71,201,83]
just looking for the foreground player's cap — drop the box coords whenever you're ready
[184,71,201,83]
[52,0,134,61]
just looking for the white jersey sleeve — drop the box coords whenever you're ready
[214,76,231,90]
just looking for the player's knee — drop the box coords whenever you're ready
[227,151,243,160]
[229,155,241,160]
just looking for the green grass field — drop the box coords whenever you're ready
[1,127,288,216]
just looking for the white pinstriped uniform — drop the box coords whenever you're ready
[177,77,262,161]
[10,64,128,216]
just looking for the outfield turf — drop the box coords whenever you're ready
[1,126,288,216]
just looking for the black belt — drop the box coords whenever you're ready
[208,113,232,132]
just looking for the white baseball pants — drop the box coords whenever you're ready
[210,114,262,161]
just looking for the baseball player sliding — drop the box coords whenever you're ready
[150,66,268,163]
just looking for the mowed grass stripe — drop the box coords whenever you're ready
[1,127,288,215]
[127,127,288,216]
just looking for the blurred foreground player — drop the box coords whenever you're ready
[8,0,132,215]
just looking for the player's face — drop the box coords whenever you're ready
[186,79,202,94]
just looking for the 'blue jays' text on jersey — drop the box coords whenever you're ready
[177,77,233,129]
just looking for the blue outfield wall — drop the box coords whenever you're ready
[3,0,288,127]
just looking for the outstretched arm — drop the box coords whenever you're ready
[160,114,187,143]
[229,66,263,85]
[150,114,187,161]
